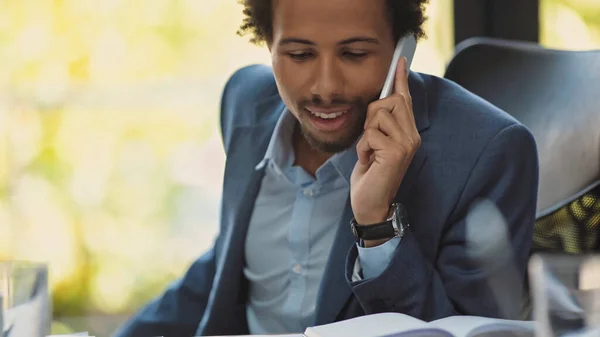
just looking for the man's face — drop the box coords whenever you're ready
[269,0,396,153]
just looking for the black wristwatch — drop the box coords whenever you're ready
[350,203,410,241]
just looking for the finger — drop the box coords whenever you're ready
[367,95,415,136]
[364,95,397,128]
[375,102,420,152]
[389,94,416,133]
[366,107,406,142]
[356,128,394,164]
[356,132,371,165]
[394,57,411,99]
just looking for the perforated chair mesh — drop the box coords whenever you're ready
[532,184,600,254]
[520,183,600,319]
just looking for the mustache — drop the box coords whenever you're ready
[298,95,363,109]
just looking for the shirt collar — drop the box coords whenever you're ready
[327,139,358,185]
[256,109,358,185]
[255,108,295,171]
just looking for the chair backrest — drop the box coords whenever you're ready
[444,37,600,220]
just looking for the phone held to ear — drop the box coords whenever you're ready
[379,34,417,99]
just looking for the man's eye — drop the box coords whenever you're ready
[343,52,368,60]
[288,52,313,61]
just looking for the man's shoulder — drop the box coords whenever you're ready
[222,64,278,102]
[417,72,537,175]
[415,74,538,219]
[219,64,282,151]
[418,72,535,158]
[220,64,279,121]
[420,72,519,136]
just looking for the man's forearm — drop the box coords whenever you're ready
[346,229,524,321]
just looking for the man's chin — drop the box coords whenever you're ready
[309,141,349,154]
[303,131,358,154]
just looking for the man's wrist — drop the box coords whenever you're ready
[354,206,394,248]
[354,206,391,226]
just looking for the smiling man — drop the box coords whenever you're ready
[113,1,539,336]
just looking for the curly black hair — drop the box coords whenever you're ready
[237,0,429,45]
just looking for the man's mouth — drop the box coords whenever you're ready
[306,108,348,120]
[304,107,351,132]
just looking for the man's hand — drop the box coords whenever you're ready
[350,57,421,246]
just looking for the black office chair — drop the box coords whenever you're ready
[444,37,600,317]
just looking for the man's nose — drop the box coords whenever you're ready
[310,57,344,103]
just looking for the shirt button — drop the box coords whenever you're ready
[303,189,314,197]
[292,264,303,274]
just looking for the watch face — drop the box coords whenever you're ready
[351,223,358,238]
[392,216,401,237]
[392,203,408,236]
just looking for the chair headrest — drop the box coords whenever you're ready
[445,37,600,214]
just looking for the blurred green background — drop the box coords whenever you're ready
[0,0,598,335]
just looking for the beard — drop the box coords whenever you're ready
[295,94,373,154]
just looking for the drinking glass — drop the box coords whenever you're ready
[0,261,50,337]
[529,254,600,337]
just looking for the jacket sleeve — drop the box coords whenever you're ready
[345,123,539,321]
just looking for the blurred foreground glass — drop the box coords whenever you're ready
[0,262,50,337]
[530,254,600,337]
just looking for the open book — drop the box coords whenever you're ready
[302,313,535,337]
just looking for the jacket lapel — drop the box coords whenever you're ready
[212,98,285,300]
[314,198,356,325]
[198,96,284,334]
[198,125,269,333]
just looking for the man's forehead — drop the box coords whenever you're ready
[272,0,389,40]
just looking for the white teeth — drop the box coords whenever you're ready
[309,110,347,119]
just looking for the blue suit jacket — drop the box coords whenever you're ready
[114,65,539,337]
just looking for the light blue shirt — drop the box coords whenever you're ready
[244,110,401,334]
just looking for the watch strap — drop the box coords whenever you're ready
[351,203,410,241]
[353,221,396,241]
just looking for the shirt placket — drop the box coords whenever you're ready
[282,183,316,326]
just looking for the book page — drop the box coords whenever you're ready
[213,335,301,337]
[428,316,534,337]
[218,334,304,337]
[214,335,301,337]
[303,313,428,337]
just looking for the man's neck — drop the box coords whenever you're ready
[292,125,333,177]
